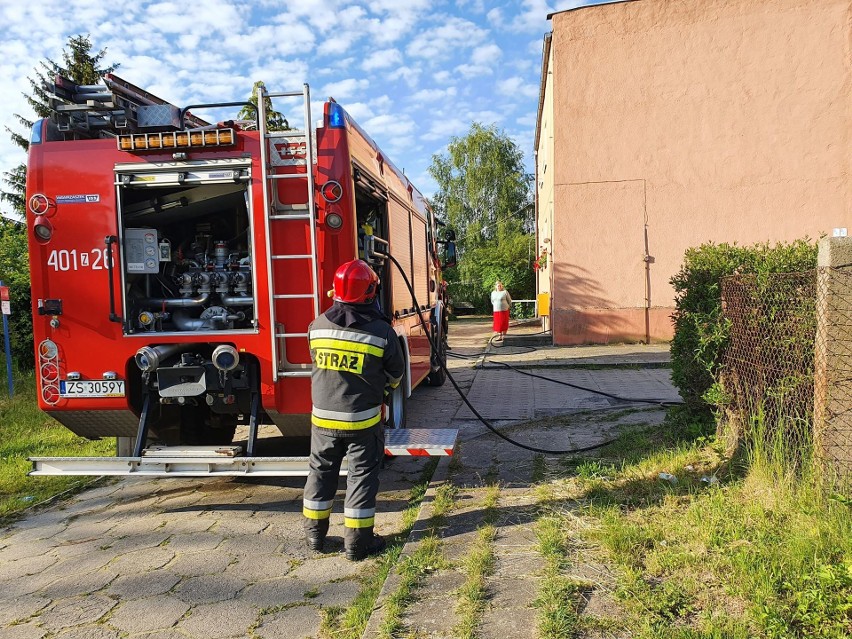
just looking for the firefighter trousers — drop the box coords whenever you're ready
[303,425,384,549]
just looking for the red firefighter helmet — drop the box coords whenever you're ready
[332,260,379,304]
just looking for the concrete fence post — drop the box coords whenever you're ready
[813,237,852,486]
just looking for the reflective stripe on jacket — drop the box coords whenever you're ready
[308,313,405,434]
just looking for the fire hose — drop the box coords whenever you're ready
[378,250,681,455]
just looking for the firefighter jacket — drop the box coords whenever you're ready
[308,310,404,435]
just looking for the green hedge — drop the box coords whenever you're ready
[670,239,818,415]
[0,220,32,370]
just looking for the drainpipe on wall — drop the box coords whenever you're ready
[642,179,651,345]
[534,149,540,325]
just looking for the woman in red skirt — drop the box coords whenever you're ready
[490,280,512,342]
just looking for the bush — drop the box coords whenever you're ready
[446,231,535,314]
[0,220,32,370]
[669,239,818,415]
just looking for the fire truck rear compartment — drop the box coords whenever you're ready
[114,168,263,447]
[118,177,255,335]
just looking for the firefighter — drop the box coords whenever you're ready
[303,259,405,561]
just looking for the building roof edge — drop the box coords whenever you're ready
[547,0,637,21]
[533,32,552,162]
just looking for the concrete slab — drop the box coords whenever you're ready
[176,599,259,639]
[0,593,50,625]
[174,574,247,604]
[39,595,116,631]
[2,624,47,639]
[456,367,678,421]
[108,571,181,599]
[54,627,123,639]
[254,604,321,639]
[106,595,189,633]
[402,570,465,636]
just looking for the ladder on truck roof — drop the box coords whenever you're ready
[46,73,210,137]
[258,84,321,381]
[29,429,459,477]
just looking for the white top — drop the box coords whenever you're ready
[490,289,512,312]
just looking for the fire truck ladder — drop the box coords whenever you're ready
[258,84,320,382]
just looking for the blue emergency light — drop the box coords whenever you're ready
[328,102,346,128]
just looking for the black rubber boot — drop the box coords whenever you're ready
[304,519,329,553]
[345,529,386,561]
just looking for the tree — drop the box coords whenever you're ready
[429,123,534,312]
[0,218,34,369]
[429,123,531,250]
[238,81,289,131]
[2,34,116,218]
[0,35,116,368]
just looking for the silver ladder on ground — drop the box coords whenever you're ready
[30,429,460,476]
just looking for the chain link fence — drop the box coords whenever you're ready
[721,269,852,484]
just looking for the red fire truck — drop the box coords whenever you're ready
[26,75,458,476]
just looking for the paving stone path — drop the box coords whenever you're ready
[0,320,674,638]
[0,330,480,639]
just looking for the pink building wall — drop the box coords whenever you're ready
[545,0,852,345]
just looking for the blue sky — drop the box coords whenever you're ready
[0,0,611,216]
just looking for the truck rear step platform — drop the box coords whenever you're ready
[29,428,458,477]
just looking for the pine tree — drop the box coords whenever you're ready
[238,81,290,132]
[1,35,117,217]
[0,35,116,368]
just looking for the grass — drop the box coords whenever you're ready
[375,480,457,638]
[319,457,440,639]
[540,405,852,638]
[379,534,445,638]
[533,482,589,638]
[0,371,115,521]
[453,483,500,638]
[454,524,497,638]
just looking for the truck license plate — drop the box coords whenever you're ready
[60,380,125,398]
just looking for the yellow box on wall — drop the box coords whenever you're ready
[537,293,550,316]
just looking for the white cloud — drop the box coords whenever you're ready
[454,64,492,79]
[454,42,504,77]
[343,101,375,121]
[497,76,540,100]
[514,0,612,34]
[466,109,504,125]
[362,48,403,71]
[363,0,434,42]
[321,32,360,56]
[387,66,421,89]
[371,95,393,111]
[410,87,457,103]
[421,117,468,142]
[486,7,504,28]
[472,43,502,66]
[142,0,244,35]
[407,17,488,61]
[509,57,538,74]
[320,78,369,100]
[363,113,416,138]
[247,60,310,90]
[456,0,486,12]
